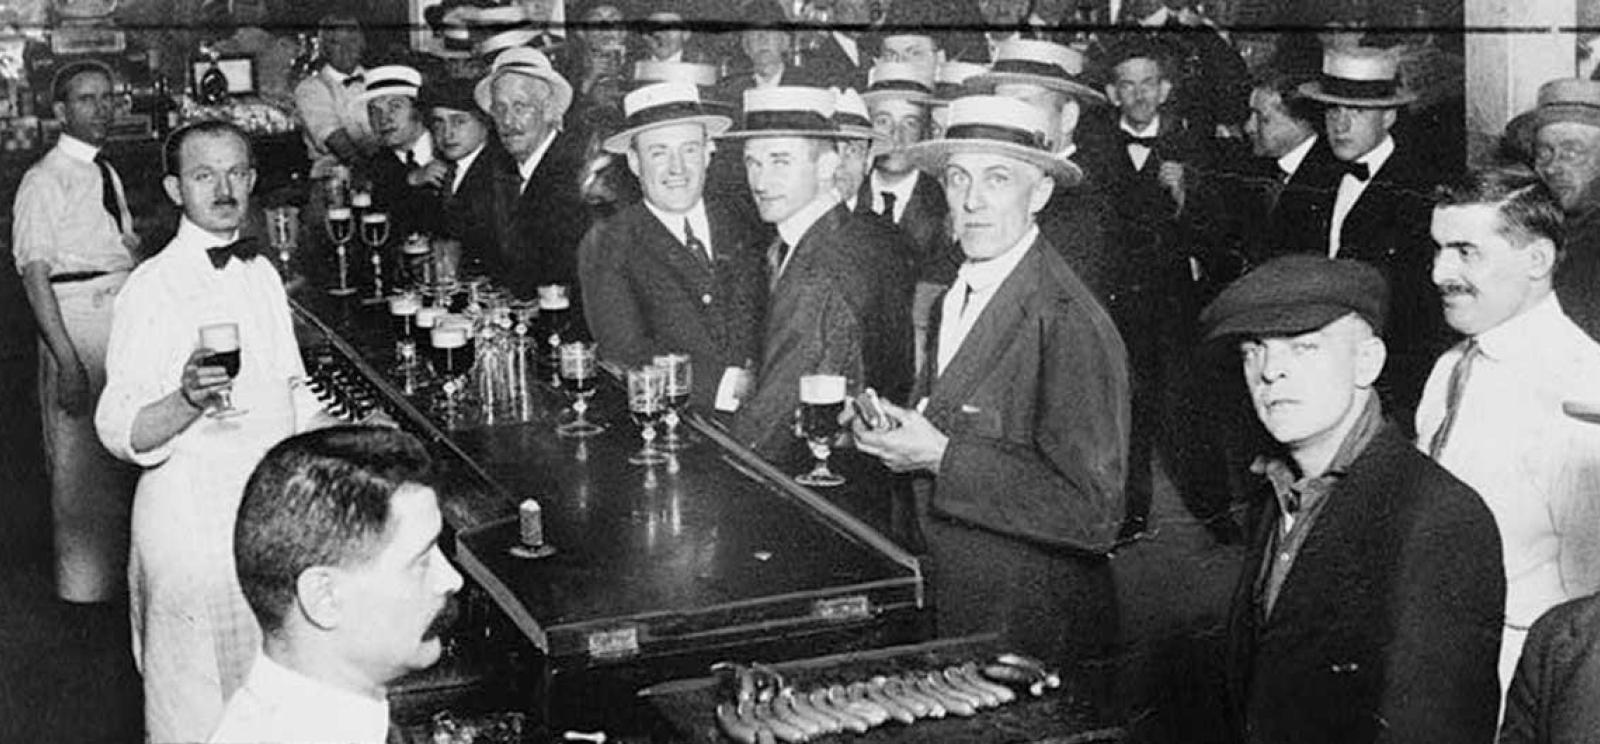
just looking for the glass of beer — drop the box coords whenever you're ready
[627,365,669,466]
[325,206,356,296]
[556,341,604,437]
[429,323,473,379]
[652,353,691,451]
[537,285,572,387]
[360,212,391,301]
[198,322,246,418]
[795,374,847,487]
[389,292,422,371]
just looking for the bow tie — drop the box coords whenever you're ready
[342,73,364,87]
[207,238,260,270]
[1120,131,1160,149]
[1336,160,1371,182]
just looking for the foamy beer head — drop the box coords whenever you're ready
[430,326,468,349]
[438,314,473,332]
[388,293,421,316]
[537,284,570,310]
[414,306,444,328]
[361,212,388,225]
[799,374,847,404]
[199,322,240,352]
[402,233,431,255]
[351,190,372,208]
[326,206,352,221]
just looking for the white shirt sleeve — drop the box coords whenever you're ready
[95,267,193,467]
[294,75,343,150]
[254,264,326,429]
[10,166,63,272]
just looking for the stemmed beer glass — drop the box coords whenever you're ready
[360,211,391,301]
[627,365,669,466]
[198,322,246,418]
[325,206,356,296]
[652,354,691,451]
[556,341,604,437]
[794,374,847,487]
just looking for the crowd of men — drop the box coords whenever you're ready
[15,0,1600,741]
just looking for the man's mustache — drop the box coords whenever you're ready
[422,595,461,640]
[1437,281,1474,297]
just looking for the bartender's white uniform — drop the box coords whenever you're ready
[96,217,327,744]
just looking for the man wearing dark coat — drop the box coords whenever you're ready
[1201,255,1504,744]
[1501,592,1600,744]
[354,65,445,241]
[853,95,1130,670]
[578,82,768,412]
[723,86,914,460]
[420,79,510,277]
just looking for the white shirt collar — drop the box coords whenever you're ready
[1351,134,1396,174]
[235,652,390,743]
[1277,134,1317,176]
[395,129,434,167]
[1120,115,1161,139]
[643,197,711,251]
[832,32,860,67]
[1474,291,1562,362]
[321,64,365,86]
[776,194,840,248]
[869,170,919,220]
[56,133,100,163]
[957,224,1037,293]
[451,142,485,193]
[175,215,240,251]
[517,131,559,189]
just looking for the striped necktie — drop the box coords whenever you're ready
[1427,340,1481,460]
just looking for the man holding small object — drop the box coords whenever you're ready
[850,95,1130,669]
[95,120,346,743]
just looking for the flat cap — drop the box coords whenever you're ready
[1200,255,1389,340]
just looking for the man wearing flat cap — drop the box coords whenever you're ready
[1204,255,1503,744]
[851,95,1130,671]
[1508,78,1600,343]
[577,82,768,412]
[421,77,512,277]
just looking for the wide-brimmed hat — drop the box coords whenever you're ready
[631,60,735,116]
[903,95,1082,185]
[474,47,574,120]
[355,65,422,104]
[931,60,989,105]
[1298,47,1417,108]
[477,25,545,59]
[715,86,854,141]
[1505,78,1600,156]
[1200,255,1388,340]
[833,88,892,156]
[967,39,1105,104]
[601,81,732,154]
[862,61,936,107]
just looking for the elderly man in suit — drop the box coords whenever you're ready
[723,86,914,459]
[478,47,591,297]
[852,95,1131,669]
[1202,255,1503,744]
[577,82,768,412]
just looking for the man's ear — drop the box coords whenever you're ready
[1526,236,1558,281]
[1057,99,1082,148]
[1104,84,1120,107]
[1354,336,1387,388]
[162,174,183,207]
[1028,173,1056,216]
[625,148,642,178]
[1381,108,1398,132]
[815,146,841,183]
[52,101,67,123]
[1156,78,1173,105]
[295,566,343,631]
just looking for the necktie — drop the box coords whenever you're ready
[93,152,124,233]
[1336,160,1371,182]
[207,238,261,270]
[767,237,790,289]
[441,159,458,197]
[879,191,898,222]
[343,73,364,86]
[405,149,419,169]
[1427,340,1480,459]
[1120,131,1160,149]
[958,283,976,320]
[684,219,710,262]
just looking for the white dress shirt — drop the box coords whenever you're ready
[208,653,390,744]
[1121,116,1161,171]
[832,31,860,67]
[774,195,840,278]
[449,143,485,195]
[1276,134,1316,179]
[393,129,435,168]
[937,224,1037,375]
[516,131,559,194]
[644,198,713,261]
[1416,294,1600,688]
[869,170,919,224]
[11,133,135,274]
[1328,134,1394,258]
[294,65,373,178]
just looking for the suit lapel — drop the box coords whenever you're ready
[640,206,714,277]
[923,243,1041,423]
[773,204,843,296]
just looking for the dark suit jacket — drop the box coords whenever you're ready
[1555,207,1600,345]
[856,172,952,284]
[1225,422,1505,744]
[357,147,443,240]
[439,139,513,276]
[914,236,1129,665]
[1256,136,1343,264]
[1501,592,1600,744]
[730,203,914,458]
[577,197,768,410]
[489,130,594,298]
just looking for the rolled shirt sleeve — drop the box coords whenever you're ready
[95,268,190,468]
[12,167,64,272]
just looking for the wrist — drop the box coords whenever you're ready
[179,387,205,412]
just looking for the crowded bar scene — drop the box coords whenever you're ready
[4,0,1600,741]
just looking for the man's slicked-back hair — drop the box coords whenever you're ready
[235,426,434,635]
[163,118,254,177]
[1250,67,1322,128]
[52,60,114,104]
[1434,165,1565,252]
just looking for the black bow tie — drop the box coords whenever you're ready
[207,238,260,270]
[1336,160,1371,182]
[1120,131,1160,149]
[343,73,364,87]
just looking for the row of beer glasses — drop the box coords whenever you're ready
[323,204,391,299]
[555,345,692,463]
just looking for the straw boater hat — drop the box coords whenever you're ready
[1298,47,1418,108]
[833,88,893,156]
[1505,79,1600,156]
[601,81,732,154]
[861,61,936,107]
[474,47,574,120]
[477,25,545,59]
[715,86,854,141]
[904,95,1083,186]
[931,60,990,106]
[967,39,1105,104]
[355,66,422,104]
[633,60,720,88]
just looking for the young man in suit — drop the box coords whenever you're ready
[722,86,914,459]
[577,82,768,412]
[1237,69,1339,269]
[1201,255,1503,744]
[421,78,510,277]
[1292,47,1455,421]
[355,66,443,239]
[478,47,591,297]
[852,95,1131,671]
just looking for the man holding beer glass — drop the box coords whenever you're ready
[95,121,343,743]
[850,96,1131,670]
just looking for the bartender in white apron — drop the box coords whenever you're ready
[12,60,139,603]
[96,121,339,744]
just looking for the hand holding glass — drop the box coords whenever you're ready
[795,374,846,487]
[198,322,246,418]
